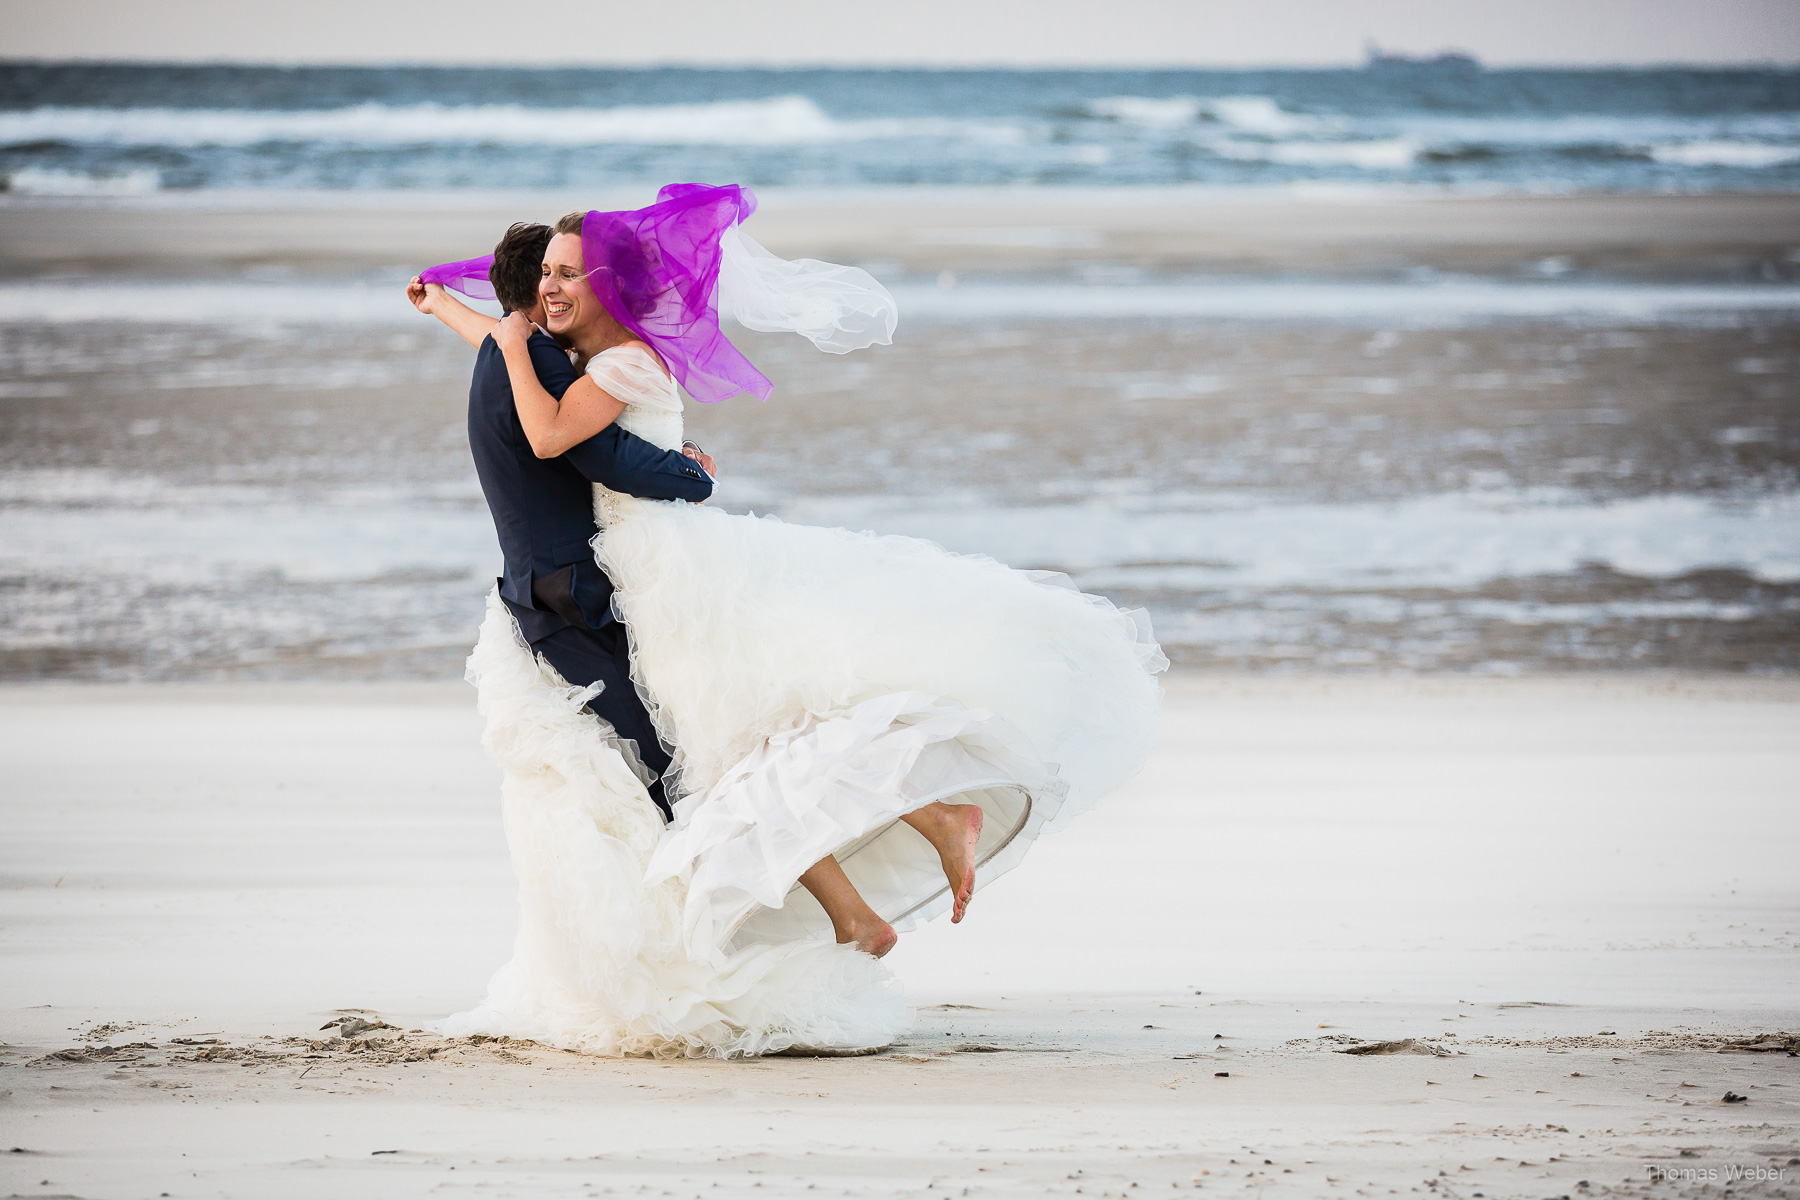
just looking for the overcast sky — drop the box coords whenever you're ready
[3,0,1796,67]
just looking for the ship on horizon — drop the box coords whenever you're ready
[1364,41,1483,71]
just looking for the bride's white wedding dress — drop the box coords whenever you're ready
[439,344,1165,1057]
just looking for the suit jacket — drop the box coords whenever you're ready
[467,328,712,643]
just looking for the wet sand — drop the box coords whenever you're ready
[3,312,1795,677]
[3,675,1797,1198]
[4,189,1799,280]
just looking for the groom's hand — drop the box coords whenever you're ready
[682,442,717,480]
[405,276,440,315]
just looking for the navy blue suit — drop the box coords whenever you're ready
[468,328,711,817]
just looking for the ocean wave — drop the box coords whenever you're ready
[1213,112,1800,167]
[1086,94,1325,135]
[1084,102,1800,176]
[1071,97,1800,173]
[1205,95,1323,136]
[781,491,1800,588]
[1414,137,1800,169]
[1381,111,1800,147]
[0,96,1029,149]
[1213,137,1418,170]
[1,166,160,195]
[1086,95,1202,127]
[1648,140,1800,168]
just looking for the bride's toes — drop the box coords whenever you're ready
[953,865,977,923]
[943,804,983,924]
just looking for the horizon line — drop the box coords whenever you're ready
[5,55,1800,73]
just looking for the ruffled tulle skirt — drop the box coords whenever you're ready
[604,499,1166,956]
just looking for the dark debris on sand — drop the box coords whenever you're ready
[25,1021,547,1072]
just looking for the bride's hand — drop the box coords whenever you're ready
[494,311,532,353]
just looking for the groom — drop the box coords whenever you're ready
[416,221,713,818]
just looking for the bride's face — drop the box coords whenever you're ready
[540,232,598,338]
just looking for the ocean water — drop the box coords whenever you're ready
[2,63,1798,195]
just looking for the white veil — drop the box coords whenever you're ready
[717,223,898,355]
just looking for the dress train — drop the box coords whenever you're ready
[432,593,908,1058]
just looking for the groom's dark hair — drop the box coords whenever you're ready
[488,222,553,314]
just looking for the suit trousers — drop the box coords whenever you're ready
[527,618,674,820]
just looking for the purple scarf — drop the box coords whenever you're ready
[420,183,769,403]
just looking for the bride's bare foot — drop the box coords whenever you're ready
[837,915,898,958]
[798,854,897,957]
[902,802,984,923]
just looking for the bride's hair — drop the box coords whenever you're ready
[554,210,660,320]
[488,222,553,314]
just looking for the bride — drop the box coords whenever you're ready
[417,183,1165,1057]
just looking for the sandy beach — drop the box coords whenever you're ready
[3,674,1797,1198]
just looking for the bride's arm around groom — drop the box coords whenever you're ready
[406,272,713,502]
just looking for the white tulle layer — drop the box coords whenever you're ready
[646,690,1066,955]
[432,593,908,1058]
[599,499,1167,952]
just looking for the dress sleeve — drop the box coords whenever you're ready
[587,343,682,412]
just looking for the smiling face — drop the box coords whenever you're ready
[539,232,600,341]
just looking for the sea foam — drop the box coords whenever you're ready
[2,166,160,195]
[0,97,1026,149]
[1650,141,1800,168]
